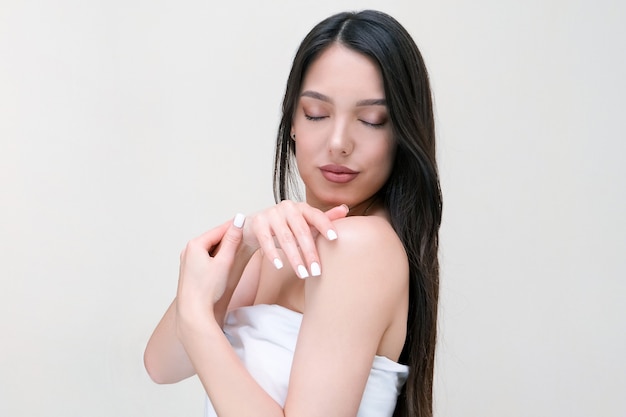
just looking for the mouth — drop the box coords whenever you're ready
[319,164,359,183]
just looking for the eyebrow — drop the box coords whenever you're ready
[300,90,386,107]
[356,98,386,106]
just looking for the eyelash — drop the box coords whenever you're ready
[360,120,385,129]
[304,114,385,129]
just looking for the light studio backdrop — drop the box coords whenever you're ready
[1,1,624,416]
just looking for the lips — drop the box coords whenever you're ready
[319,164,359,183]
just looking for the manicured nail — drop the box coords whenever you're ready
[273,257,283,270]
[326,229,338,241]
[297,265,309,279]
[233,213,245,228]
[310,262,321,277]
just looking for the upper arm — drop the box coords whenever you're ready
[284,217,408,416]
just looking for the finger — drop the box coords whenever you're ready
[215,213,245,265]
[255,204,307,278]
[324,204,350,222]
[293,203,347,276]
[270,203,347,278]
[300,203,348,244]
[319,204,349,240]
[270,203,318,278]
[287,209,325,278]
[292,204,347,277]
[253,214,286,271]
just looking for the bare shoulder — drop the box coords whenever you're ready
[315,215,408,291]
[307,215,409,325]
[327,215,405,252]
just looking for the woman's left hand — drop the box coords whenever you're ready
[175,214,246,323]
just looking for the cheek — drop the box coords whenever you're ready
[373,142,396,183]
[374,141,395,169]
[293,140,314,172]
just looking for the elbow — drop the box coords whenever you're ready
[143,345,191,384]
[143,347,168,384]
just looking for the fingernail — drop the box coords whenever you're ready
[233,213,245,228]
[326,229,338,241]
[341,204,350,213]
[273,257,283,270]
[310,262,321,277]
[297,265,309,279]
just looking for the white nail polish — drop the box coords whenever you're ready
[326,229,338,240]
[273,258,283,270]
[310,262,321,277]
[297,265,309,279]
[233,213,245,228]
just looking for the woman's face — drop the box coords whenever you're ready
[292,43,395,213]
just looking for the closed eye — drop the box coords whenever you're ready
[305,114,327,121]
[360,119,386,128]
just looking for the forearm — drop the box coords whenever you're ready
[179,315,284,417]
[145,239,257,384]
[144,299,195,383]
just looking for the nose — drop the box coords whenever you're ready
[328,120,353,156]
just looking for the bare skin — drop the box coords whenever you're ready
[144,43,410,416]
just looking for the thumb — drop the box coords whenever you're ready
[215,213,245,263]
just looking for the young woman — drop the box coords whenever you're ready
[144,10,442,417]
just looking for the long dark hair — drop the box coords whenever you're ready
[273,10,442,417]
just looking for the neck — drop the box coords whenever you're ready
[305,194,383,217]
[346,195,380,217]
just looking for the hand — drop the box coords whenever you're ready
[241,201,348,278]
[176,214,246,320]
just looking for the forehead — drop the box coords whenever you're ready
[301,43,385,100]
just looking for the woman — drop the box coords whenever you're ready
[144,10,442,417]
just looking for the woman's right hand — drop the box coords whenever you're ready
[241,201,349,278]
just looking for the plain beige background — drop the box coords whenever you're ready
[1,0,624,416]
